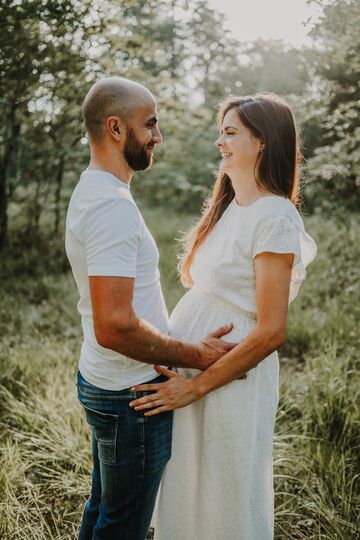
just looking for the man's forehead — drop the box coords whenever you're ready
[134,101,158,122]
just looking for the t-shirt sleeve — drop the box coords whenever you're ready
[80,198,141,277]
[252,214,317,302]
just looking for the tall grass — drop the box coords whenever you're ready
[0,208,359,539]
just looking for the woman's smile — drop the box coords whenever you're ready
[221,152,233,159]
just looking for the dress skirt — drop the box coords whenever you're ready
[153,287,279,540]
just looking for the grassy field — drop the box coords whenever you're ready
[0,207,359,539]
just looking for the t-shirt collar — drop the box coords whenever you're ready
[81,169,130,190]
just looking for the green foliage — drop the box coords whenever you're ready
[273,211,360,538]
[304,0,360,210]
[275,347,360,538]
[1,0,359,239]
[132,104,219,212]
[234,39,310,97]
[282,212,360,359]
[0,0,105,243]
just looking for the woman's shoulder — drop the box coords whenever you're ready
[251,196,317,276]
[251,195,303,226]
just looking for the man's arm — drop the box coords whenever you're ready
[90,275,235,370]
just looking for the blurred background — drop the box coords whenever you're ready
[0,1,359,538]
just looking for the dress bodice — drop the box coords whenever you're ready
[189,196,317,318]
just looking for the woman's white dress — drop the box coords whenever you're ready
[153,196,317,540]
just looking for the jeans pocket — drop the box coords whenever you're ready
[81,404,118,465]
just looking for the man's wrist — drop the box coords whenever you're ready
[183,343,203,369]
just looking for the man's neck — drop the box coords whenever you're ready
[88,152,133,185]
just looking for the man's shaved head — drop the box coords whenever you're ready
[82,77,155,141]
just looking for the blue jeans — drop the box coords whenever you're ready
[77,371,173,540]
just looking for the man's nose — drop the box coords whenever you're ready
[153,126,162,144]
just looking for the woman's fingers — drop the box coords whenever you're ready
[131,382,161,392]
[133,397,164,410]
[154,365,178,378]
[144,405,170,417]
[131,366,177,393]
[129,385,165,409]
[131,375,196,415]
[129,392,161,408]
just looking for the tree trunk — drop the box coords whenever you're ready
[0,170,8,248]
[54,154,65,235]
[33,177,42,234]
[0,101,20,247]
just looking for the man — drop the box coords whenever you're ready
[65,77,234,540]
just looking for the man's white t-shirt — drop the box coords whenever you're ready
[65,170,169,390]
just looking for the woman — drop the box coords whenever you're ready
[129,93,317,539]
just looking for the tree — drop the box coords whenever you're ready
[0,0,102,245]
[234,39,309,97]
[305,0,360,209]
[132,0,244,210]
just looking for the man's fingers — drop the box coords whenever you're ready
[222,341,238,351]
[209,324,233,338]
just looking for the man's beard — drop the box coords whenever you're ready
[124,127,153,171]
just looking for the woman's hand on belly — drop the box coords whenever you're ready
[129,365,201,415]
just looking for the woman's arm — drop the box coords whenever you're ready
[129,252,294,415]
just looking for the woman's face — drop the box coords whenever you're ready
[215,108,262,175]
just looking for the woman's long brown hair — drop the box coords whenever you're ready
[179,93,302,287]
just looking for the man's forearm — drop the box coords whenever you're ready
[192,327,283,398]
[102,316,201,369]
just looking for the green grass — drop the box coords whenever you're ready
[0,208,359,539]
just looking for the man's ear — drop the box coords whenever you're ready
[107,116,122,141]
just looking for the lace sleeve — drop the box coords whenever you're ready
[252,215,317,302]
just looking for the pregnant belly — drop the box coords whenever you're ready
[170,288,279,408]
[169,288,256,344]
